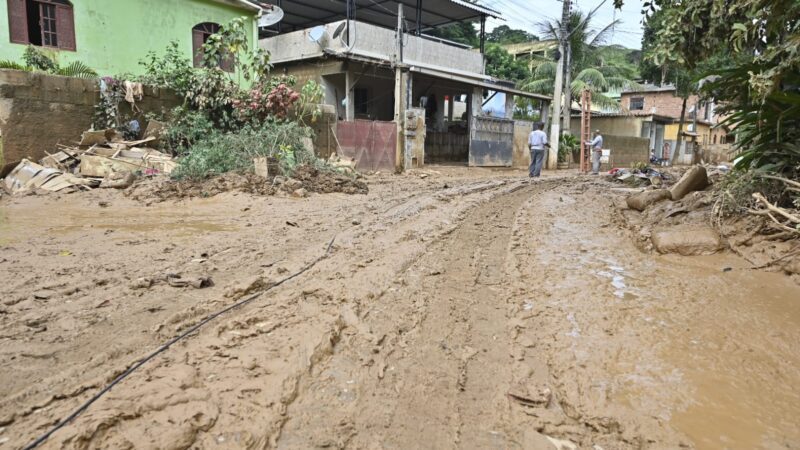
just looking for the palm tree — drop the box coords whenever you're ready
[522,10,639,110]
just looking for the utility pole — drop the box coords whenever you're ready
[561,18,572,136]
[547,0,571,170]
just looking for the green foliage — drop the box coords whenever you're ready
[712,68,800,176]
[11,46,98,78]
[487,25,538,45]
[621,0,800,174]
[523,9,638,109]
[137,18,336,180]
[0,60,28,70]
[55,61,98,78]
[715,170,795,216]
[137,41,195,96]
[427,22,479,47]
[296,80,325,125]
[484,44,530,81]
[23,46,58,72]
[558,133,578,162]
[162,107,216,154]
[172,123,311,180]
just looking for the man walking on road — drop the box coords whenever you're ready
[588,129,603,175]
[528,122,548,178]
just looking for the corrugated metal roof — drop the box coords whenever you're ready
[260,0,503,33]
[450,0,502,19]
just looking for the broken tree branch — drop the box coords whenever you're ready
[760,174,800,190]
[751,192,800,224]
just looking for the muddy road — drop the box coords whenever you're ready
[1,168,799,449]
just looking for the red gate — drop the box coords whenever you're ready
[336,120,397,172]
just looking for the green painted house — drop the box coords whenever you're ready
[1,0,263,75]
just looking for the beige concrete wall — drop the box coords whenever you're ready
[261,21,484,75]
[513,120,534,168]
[604,135,649,168]
[570,116,643,137]
[0,69,179,169]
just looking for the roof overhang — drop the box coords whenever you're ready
[408,66,551,101]
[259,0,501,32]
[213,0,264,13]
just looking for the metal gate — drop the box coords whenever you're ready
[469,116,514,167]
[336,120,397,172]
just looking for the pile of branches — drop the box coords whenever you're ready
[749,175,800,237]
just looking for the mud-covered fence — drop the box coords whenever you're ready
[335,120,397,172]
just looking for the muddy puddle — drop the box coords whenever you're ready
[602,252,800,449]
[530,189,800,449]
[656,254,800,449]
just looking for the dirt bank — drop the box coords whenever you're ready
[2,169,799,449]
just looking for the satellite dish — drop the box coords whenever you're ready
[258,5,284,27]
[332,22,347,40]
[308,26,328,46]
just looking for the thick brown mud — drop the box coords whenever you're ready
[1,169,799,449]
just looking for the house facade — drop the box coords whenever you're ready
[258,0,550,171]
[2,0,262,75]
[620,84,734,163]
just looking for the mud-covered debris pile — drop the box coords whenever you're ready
[288,166,368,194]
[617,165,800,278]
[125,165,368,202]
[1,123,175,196]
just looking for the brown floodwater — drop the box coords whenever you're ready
[618,252,800,449]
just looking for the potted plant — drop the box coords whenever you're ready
[558,133,578,169]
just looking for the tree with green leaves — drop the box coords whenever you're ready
[484,43,530,81]
[487,25,538,45]
[521,9,638,110]
[621,0,800,175]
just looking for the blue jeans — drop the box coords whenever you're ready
[529,148,545,177]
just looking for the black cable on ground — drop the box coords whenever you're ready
[23,236,336,450]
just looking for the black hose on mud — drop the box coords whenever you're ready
[23,237,337,450]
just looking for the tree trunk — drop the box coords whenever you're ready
[670,96,688,165]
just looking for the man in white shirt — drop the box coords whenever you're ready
[588,129,603,175]
[528,122,548,178]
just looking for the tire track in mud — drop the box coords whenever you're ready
[6,177,529,449]
[274,181,560,449]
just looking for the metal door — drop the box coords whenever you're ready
[336,120,397,172]
[469,116,514,167]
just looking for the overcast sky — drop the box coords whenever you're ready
[482,0,645,49]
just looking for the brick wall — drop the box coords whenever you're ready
[621,91,698,119]
[0,69,179,169]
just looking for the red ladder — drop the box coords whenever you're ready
[579,90,592,173]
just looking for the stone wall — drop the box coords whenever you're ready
[0,69,179,170]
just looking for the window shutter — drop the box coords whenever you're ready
[7,0,29,44]
[55,5,76,51]
[192,29,205,68]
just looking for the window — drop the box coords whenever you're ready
[629,96,644,110]
[192,22,233,72]
[354,88,368,115]
[7,0,75,50]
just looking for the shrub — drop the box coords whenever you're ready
[172,123,311,180]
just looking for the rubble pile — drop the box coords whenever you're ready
[2,121,174,195]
